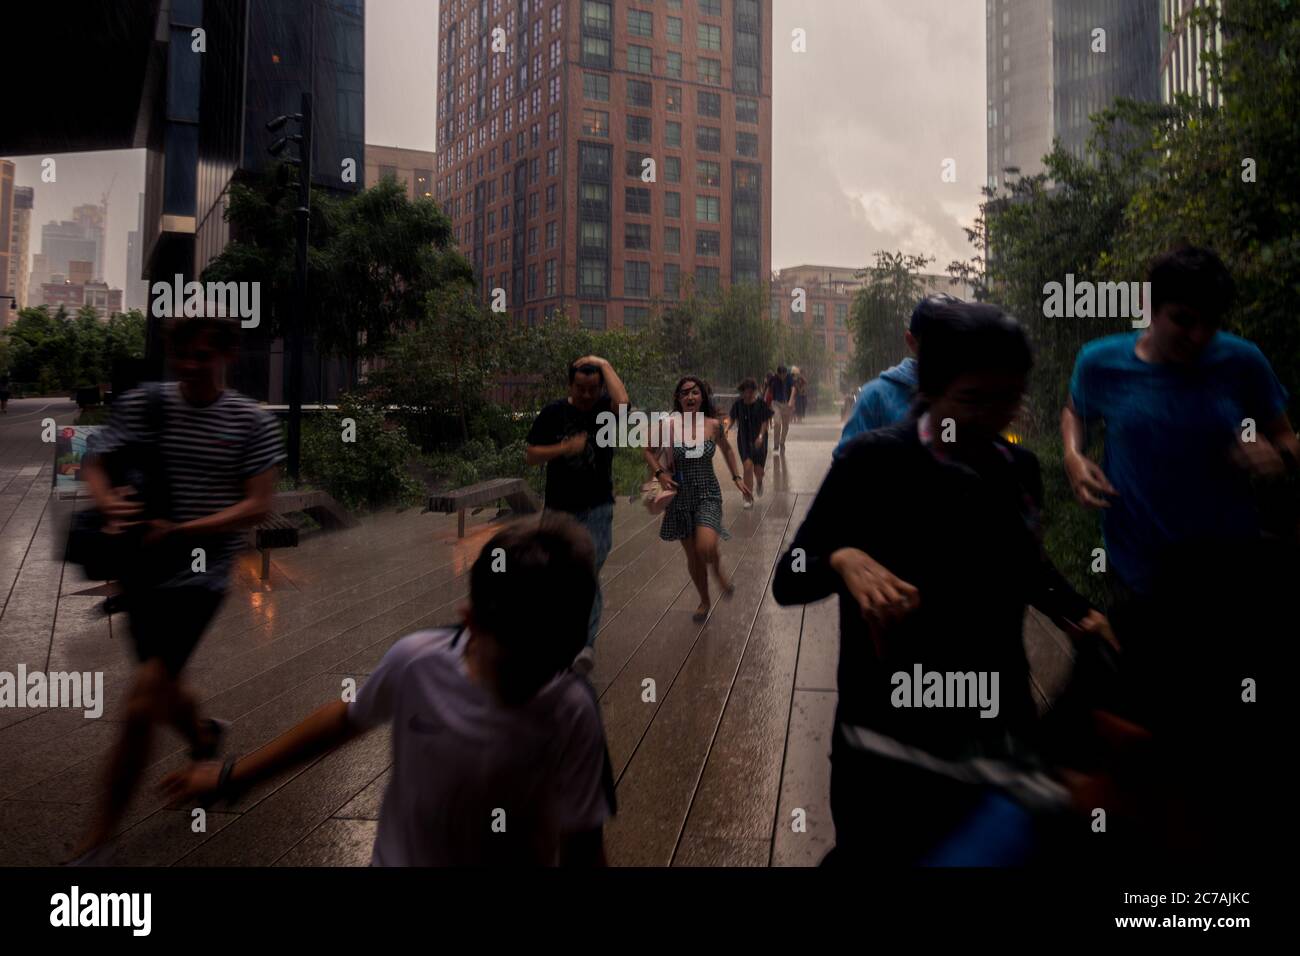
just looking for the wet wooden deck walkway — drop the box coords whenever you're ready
[0,404,1074,866]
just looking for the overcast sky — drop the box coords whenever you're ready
[4,0,985,294]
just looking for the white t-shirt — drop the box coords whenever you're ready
[348,628,614,866]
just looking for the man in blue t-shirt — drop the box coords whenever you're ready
[1062,246,1297,725]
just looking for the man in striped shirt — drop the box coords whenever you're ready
[72,314,283,862]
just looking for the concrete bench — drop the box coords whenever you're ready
[428,477,541,538]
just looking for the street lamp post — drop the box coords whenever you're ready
[267,90,313,483]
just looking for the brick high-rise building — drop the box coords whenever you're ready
[435,0,772,330]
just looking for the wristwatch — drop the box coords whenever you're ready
[654,468,664,478]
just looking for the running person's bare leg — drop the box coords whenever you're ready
[695,525,732,595]
[681,539,710,619]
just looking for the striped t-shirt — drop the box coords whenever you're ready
[92,382,285,589]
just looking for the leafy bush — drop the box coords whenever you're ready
[423,437,534,494]
[301,401,424,512]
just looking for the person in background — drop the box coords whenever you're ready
[835,294,963,458]
[525,356,630,676]
[728,377,774,506]
[162,517,616,866]
[645,376,751,622]
[770,365,793,454]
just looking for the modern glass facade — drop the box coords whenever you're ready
[1052,0,1161,161]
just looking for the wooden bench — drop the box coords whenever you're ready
[250,512,299,580]
[428,477,541,538]
[248,490,359,581]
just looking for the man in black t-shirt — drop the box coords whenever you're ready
[526,356,630,674]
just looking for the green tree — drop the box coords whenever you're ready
[202,170,472,374]
[847,251,933,384]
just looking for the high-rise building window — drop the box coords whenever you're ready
[696,160,721,187]
[628,45,652,73]
[666,51,683,78]
[625,150,652,177]
[625,261,650,297]
[664,226,681,253]
[584,71,610,101]
[737,132,758,157]
[627,78,652,107]
[699,0,721,17]
[582,35,611,66]
[695,195,720,222]
[695,266,719,294]
[628,9,652,37]
[813,303,826,327]
[546,220,557,248]
[666,86,682,112]
[697,90,721,117]
[625,222,651,250]
[623,306,649,328]
[628,115,652,143]
[581,220,608,249]
[415,169,433,197]
[664,156,681,182]
[545,259,557,296]
[835,335,847,353]
[580,304,607,329]
[665,191,681,217]
[528,227,539,255]
[582,0,611,31]
[664,263,681,299]
[666,121,682,148]
[735,64,758,92]
[736,97,758,124]
[546,184,556,211]
[625,187,652,215]
[696,230,720,256]
[582,109,610,136]
[547,148,558,176]
[698,24,721,50]
[696,126,721,152]
[667,16,683,43]
[835,303,847,328]
[579,258,608,296]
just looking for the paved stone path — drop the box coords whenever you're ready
[0,407,1074,866]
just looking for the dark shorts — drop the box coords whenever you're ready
[740,439,767,468]
[126,586,225,675]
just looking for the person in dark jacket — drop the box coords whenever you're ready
[774,303,1116,866]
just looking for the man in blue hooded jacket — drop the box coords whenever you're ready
[835,294,962,458]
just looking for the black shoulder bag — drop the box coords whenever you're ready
[65,383,171,582]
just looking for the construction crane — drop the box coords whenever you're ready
[99,171,116,282]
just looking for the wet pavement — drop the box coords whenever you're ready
[0,409,1073,866]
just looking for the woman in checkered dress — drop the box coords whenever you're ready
[643,376,752,622]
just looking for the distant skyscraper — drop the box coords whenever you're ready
[436,0,772,329]
[72,203,107,279]
[0,161,15,317]
[986,0,1164,189]
[10,186,34,310]
[1160,0,1222,106]
[38,218,99,283]
[125,192,148,312]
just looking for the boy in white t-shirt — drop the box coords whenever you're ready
[161,516,616,866]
